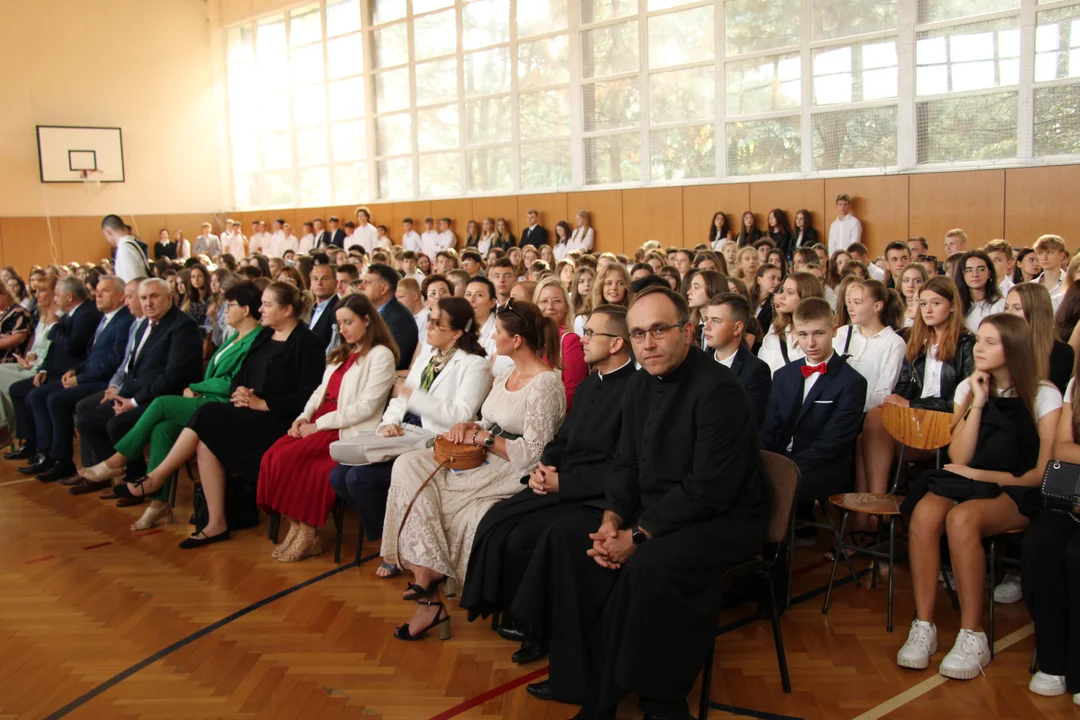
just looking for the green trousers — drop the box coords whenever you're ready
[113,395,218,502]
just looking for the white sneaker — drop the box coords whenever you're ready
[939,568,956,589]
[993,573,1022,604]
[939,629,991,680]
[897,619,938,670]
[1028,671,1067,697]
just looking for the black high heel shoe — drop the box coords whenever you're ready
[393,600,451,641]
[402,575,447,601]
[113,476,162,500]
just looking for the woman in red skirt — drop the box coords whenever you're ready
[258,293,400,562]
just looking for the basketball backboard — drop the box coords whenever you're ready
[37,126,125,183]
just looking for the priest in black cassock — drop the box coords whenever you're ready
[460,304,635,657]
[512,285,770,720]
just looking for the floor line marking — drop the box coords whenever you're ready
[81,541,113,551]
[0,478,37,487]
[428,666,550,720]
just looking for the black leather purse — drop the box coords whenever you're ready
[1040,459,1080,511]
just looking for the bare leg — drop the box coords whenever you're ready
[909,494,955,624]
[946,495,1030,631]
[195,440,228,537]
[403,564,446,599]
[103,452,126,469]
[126,428,200,495]
[862,407,895,496]
[403,562,447,634]
[850,433,871,532]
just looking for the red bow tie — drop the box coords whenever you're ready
[801,362,828,378]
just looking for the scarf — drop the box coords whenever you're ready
[420,347,456,391]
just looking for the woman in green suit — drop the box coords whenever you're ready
[79,278,265,530]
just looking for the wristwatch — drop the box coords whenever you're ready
[631,527,648,545]
[483,432,495,449]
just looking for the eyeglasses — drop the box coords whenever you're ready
[582,328,620,340]
[962,266,989,275]
[629,323,686,343]
[917,255,938,264]
[425,318,453,331]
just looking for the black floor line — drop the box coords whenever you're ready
[706,701,804,720]
[44,551,379,719]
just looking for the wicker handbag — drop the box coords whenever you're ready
[397,435,487,549]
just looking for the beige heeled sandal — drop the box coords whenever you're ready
[271,521,302,559]
[131,504,174,531]
[81,461,127,482]
[278,528,323,563]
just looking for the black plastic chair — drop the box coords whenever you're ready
[330,497,366,564]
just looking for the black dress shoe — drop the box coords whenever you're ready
[178,529,231,550]
[495,621,526,643]
[525,681,552,701]
[512,636,548,665]
[37,463,77,483]
[4,444,32,461]
[18,455,51,475]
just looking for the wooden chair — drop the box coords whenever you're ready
[698,451,797,719]
[822,406,953,632]
[330,497,367,565]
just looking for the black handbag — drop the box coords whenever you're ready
[1040,459,1080,511]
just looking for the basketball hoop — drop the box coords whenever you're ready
[79,169,103,192]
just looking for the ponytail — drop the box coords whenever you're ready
[496,299,562,368]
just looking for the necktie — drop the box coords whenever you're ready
[801,362,828,378]
[90,315,107,350]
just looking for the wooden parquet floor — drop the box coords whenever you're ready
[0,467,1075,720]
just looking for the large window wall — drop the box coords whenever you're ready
[224,0,1080,209]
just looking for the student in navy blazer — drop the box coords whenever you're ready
[702,293,772,426]
[759,298,867,502]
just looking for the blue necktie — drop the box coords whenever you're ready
[90,315,107,350]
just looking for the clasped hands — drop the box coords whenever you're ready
[527,463,559,495]
[232,386,268,411]
[587,514,638,570]
[287,417,319,439]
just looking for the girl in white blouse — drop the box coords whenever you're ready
[757,271,825,375]
[955,250,1005,333]
[567,210,594,253]
[900,263,929,328]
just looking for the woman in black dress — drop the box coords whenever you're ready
[116,282,326,549]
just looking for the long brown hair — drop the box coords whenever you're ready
[328,293,400,366]
[854,278,905,331]
[773,271,824,335]
[436,297,486,357]
[956,313,1039,422]
[496,298,560,369]
[1008,282,1055,380]
[905,276,966,364]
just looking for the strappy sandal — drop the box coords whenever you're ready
[402,575,447,602]
[376,561,402,578]
[113,476,162,500]
[272,522,302,560]
[393,600,451,641]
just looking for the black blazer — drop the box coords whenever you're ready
[120,305,204,406]
[380,297,418,370]
[494,234,517,251]
[894,332,976,413]
[73,306,134,385]
[1050,340,1074,395]
[797,227,820,248]
[769,229,794,259]
[519,225,549,249]
[725,344,772,428]
[329,229,346,248]
[42,301,103,378]
[309,295,340,349]
[154,241,177,261]
[231,325,326,421]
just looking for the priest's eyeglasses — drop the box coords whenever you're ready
[629,323,686,343]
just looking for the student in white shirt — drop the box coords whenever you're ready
[848,243,884,282]
[567,210,594,253]
[222,220,247,259]
[464,276,513,377]
[436,218,457,252]
[298,222,316,255]
[757,271,825,376]
[944,228,968,258]
[420,217,440,258]
[477,217,497,257]
[175,229,192,260]
[1034,233,1068,310]
[376,225,392,250]
[268,218,286,254]
[883,241,911,291]
[955,250,1006,333]
[271,223,299,257]
[552,221,571,263]
[401,218,422,253]
[247,221,267,256]
[827,193,862,256]
[352,206,379,256]
[984,240,1015,298]
[101,214,150,282]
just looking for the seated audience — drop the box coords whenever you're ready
[702,293,771,426]
[533,277,587,411]
[574,263,629,337]
[1004,282,1073,394]
[836,279,907,412]
[954,250,1005,332]
[0,280,31,363]
[900,262,929,327]
[757,271,825,375]
[1035,234,1068,309]
[0,275,58,444]
[307,264,340,350]
[685,269,727,348]
[361,263,418,371]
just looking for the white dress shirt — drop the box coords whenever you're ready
[268,230,285,255]
[834,324,906,410]
[298,233,316,254]
[222,231,247,258]
[998,275,1015,297]
[436,230,456,252]
[347,223,378,256]
[954,378,1062,420]
[828,214,863,255]
[568,226,595,253]
[921,344,943,399]
[964,297,1006,333]
[113,237,148,283]
[269,234,298,257]
[867,262,886,282]
[478,234,496,257]
[248,232,268,255]
[402,230,422,253]
[420,230,441,258]
[553,242,569,262]
[758,325,805,376]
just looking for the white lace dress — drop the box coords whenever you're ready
[381,368,565,582]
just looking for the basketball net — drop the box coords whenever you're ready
[79,168,103,193]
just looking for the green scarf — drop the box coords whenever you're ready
[420,347,456,391]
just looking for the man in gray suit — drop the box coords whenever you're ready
[193,223,221,258]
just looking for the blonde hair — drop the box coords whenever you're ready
[533,276,573,328]
[1007,282,1055,380]
[1034,234,1066,254]
[588,263,632,312]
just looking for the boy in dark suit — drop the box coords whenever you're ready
[702,292,771,426]
[759,297,866,504]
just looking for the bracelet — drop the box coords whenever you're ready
[470,429,478,445]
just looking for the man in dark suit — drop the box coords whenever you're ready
[28,277,134,482]
[759,297,867,504]
[307,263,339,350]
[702,293,771,427]
[325,216,346,249]
[6,276,102,467]
[360,263,417,370]
[519,208,549,249]
[69,278,203,494]
[312,217,332,250]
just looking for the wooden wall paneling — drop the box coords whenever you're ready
[681,183,751,248]
[357,203,392,230]
[823,175,909,257]
[1003,166,1080,247]
[59,216,111,265]
[749,180,826,246]
[391,201,432,238]
[430,199,476,248]
[238,211,265,234]
[621,187,683,255]
[130,215,168,247]
[469,196,520,237]
[567,190,623,255]
[908,171,1005,256]
[165,213,223,246]
[516,193,569,240]
[0,217,62,270]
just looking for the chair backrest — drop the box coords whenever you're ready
[881,405,953,451]
[760,450,800,545]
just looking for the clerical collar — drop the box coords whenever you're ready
[597,358,633,380]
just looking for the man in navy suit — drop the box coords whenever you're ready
[28,277,135,482]
[307,264,339,350]
[759,297,867,504]
[6,276,102,468]
[361,263,417,371]
[702,292,771,427]
[70,278,203,494]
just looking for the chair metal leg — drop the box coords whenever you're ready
[786,527,795,610]
[1030,647,1038,675]
[268,514,280,542]
[766,571,792,693]
[887,515,896,633]
[354,512,365,565]
[168,471,179,509]
[988,537,997,660]
[698,642,714,720]
[871,516,882,589]
[332,500,344,564]
[491,611,500,631]
[822,510,850,615]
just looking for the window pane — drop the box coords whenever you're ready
[583,133,641,185]
[583,77,641,132]
[918,0,1019,25]
[228,62,256,130]
[298,166,330,205]
[329,77,365,119]
[466,96,513,145]
[582,21,638,79]
[726,117,801,176]
[415,9,458,61]
[297,127,328,165]
[650,66,714,124]
[371,0,407,25]
[468,147,513,192]
[521,139,572,188]
[463,0,510,51]
[520,88,571,139]
[327,0,361,37]
[726,0,799,57]
[374,22,408,68]
[234,173,258,209]
[419,152,461,196]
[257,52,288,96]
[227,26,254,64]
[1034,85,1080,156]
[415,0,454,12]
[648,0,698,9]
[232,132,259,173]
[291,44,324,87]
[257,15,286,55]
[332,120,367,160]
[294,84,327,126]
[376,68,411,112]
[813,40,898,106]
[650,124,715,181]
[416,58,460,105]
[259,92,291,132]
[334,161,368,203]
[378,157,414,199]
[418,105,460,150]
[290,4,322,46]
[518,0,568,37]
[327,33,363,79]
[266,170,295,207]
[648,5,714,69]
[814,0,896,41]
[916,92,1017,163]
[377,113,413,155]
[1035,7,1080,82]
[580,0,636,25]
[262,132,292,171]
[726,53,801,116]
[518,35,570,89]
[812,106,898,170]
[916,18,1021,96]
[465,47,511,96]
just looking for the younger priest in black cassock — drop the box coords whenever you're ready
[460,305,635,657]
[512,285,769,720]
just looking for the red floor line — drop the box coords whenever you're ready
[25,554,56,564]
[428,666,550,720]
[82,542,113,551]
[135,529,165,537]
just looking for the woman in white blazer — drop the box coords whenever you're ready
[258,294,400,563]
[330,297,493,577]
